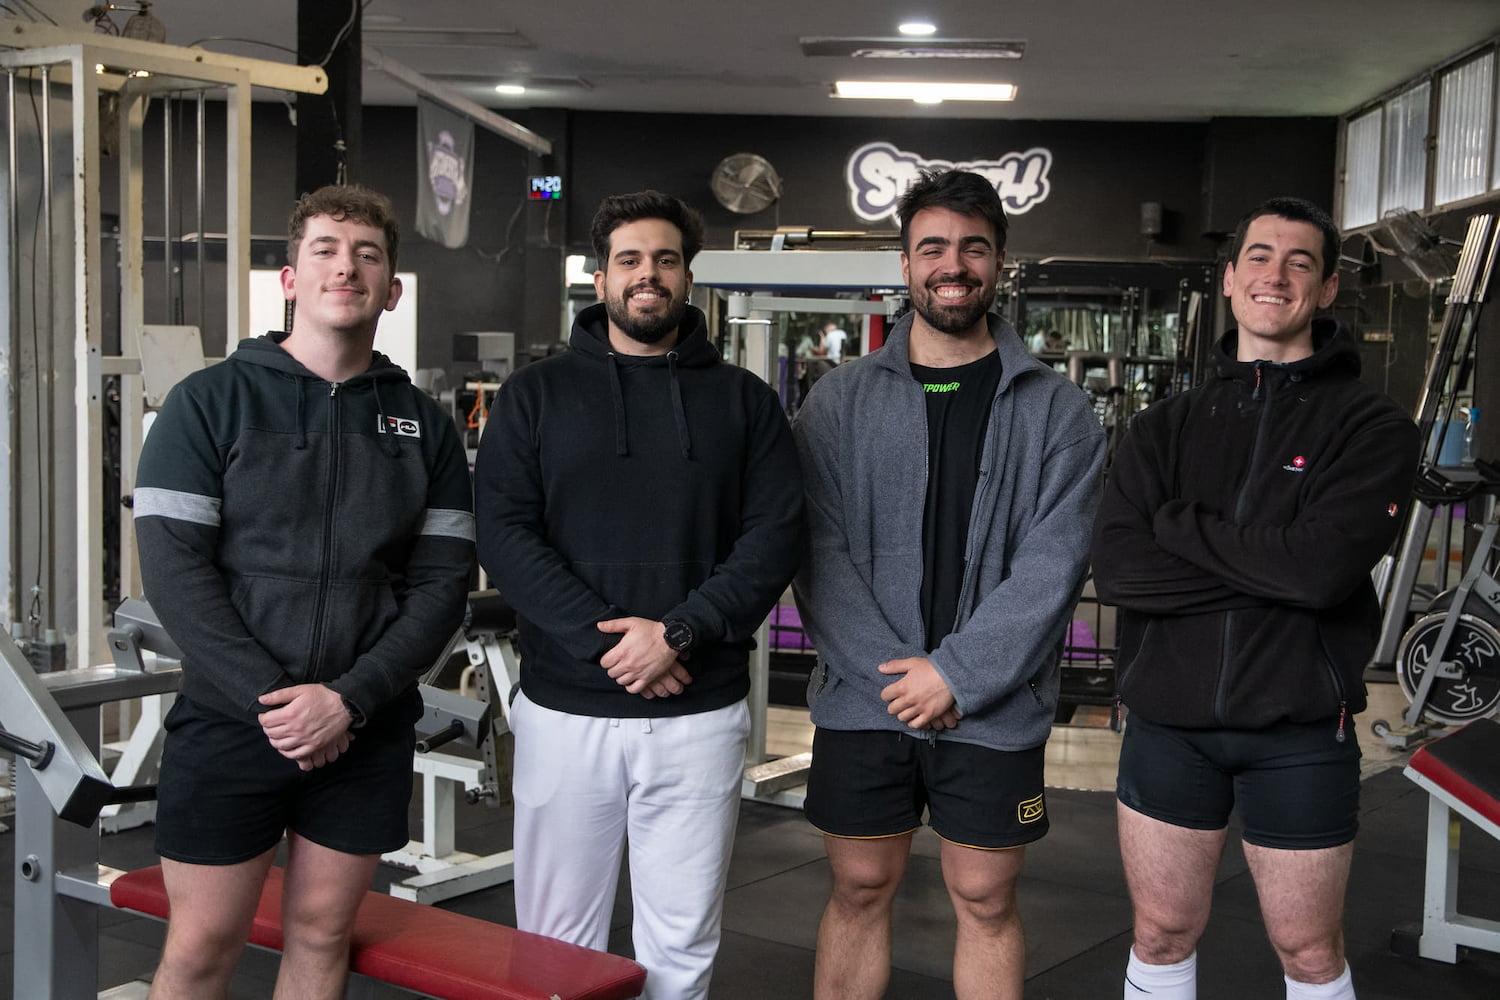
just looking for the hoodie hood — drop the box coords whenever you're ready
[232,332,414,454]
[1214,317,1362,391]
[568,303,720,458]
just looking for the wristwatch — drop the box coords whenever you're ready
[662,618,695,655]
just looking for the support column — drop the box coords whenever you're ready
[297,0,362,193]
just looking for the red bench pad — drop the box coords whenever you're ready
[1408,716,1500,830]
[110,865,646,1000]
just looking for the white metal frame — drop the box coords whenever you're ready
[384,628,521,904]
[0,20,324,669]
[1403,765,1500,961]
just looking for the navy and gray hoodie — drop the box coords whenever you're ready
[1092,319,1420,731]
[134,333,476,726]
[474,302,802,718]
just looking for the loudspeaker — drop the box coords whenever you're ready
[1140,202,1163,238]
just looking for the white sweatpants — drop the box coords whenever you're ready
[510,690,751,1000]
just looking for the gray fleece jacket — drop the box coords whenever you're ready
[792,312,1105,752]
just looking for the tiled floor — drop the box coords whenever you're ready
[4,679,1498,999]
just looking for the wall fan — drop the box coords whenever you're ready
[711,153,782,215]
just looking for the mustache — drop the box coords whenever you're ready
[926,275,979,289]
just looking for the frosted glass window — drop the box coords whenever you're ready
[1381,82,1430,215]
[1436,53,1494,205]
[1342,110,1381,229]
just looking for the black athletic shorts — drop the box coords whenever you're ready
[805,727,1048,849]
[155,694,417,865]
[1116,713,1361,850]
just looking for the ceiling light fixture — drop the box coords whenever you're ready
[898,21,937,36]
[832,80,1016,103]
[494,83,526,95]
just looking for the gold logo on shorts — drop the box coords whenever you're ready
[1017,793,1045,824]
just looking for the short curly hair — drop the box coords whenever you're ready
[286,184,400,271]
[590,190,705,269]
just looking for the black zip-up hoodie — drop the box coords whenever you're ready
[475,303,803,717]
[135,333,475,726]
[1092,319,1419,732]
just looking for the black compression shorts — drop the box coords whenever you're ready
[1116,713,1361,850]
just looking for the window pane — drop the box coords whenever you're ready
[1436,53,1494,205]
[1342,110,1381,229]
[1381,82,1430,215]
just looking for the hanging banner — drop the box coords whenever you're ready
[845,141,1053,222]
[416,97,474,248]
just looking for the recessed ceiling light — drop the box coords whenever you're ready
[494,84,526,95]
[898,21,937,36]
[833,80,1016,103]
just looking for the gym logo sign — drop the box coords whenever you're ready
[845,141,1053,223]
[1017,793,1045,825]
[378,415,422,438]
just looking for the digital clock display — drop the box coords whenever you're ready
[528,175,563,200]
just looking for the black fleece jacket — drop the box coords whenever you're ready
[134,334,475,726]
[1092,320,1419,731]
[475,303,803,717]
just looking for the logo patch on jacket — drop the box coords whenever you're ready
[378,415,421,438]
[1017,793,1045,824]
[1282,454,1307,473]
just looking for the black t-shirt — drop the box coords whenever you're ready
[911,351,1003,650]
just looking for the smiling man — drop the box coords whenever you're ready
[793,169,1105,1000]
[134,185,475,998]
[475,190,801,999]
[1091,197,1419,1000]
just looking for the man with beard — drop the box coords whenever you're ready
[793,169,1105,1000]
[1093,198,1418,1000]
[474,190,802,999]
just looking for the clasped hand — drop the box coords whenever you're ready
[597,617,693,699]
[258,683,353,771]
[879,657,961,731]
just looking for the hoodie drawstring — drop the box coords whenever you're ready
[607,353,629,456]
[294,380,308,450]
[667,350,692,460]
[372,379,400,456]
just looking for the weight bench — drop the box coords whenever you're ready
[111,864,646,1000]
[1397,716,1500,963]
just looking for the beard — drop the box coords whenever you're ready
[604,283,689,345]
[911,277,997,335]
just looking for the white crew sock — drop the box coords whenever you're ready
[1285,962,1356,1000]
[1124,947,1197,999]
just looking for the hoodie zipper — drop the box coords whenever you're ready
[307,381,341,682]
[1212,361,1273,726]
[1318,634,1349,743]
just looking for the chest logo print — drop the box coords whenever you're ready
[1282,454,1307,473]
[1387,502,1400,518]
[923,381,961,394]
[378,415,422,438]
[1018,793,1045,824]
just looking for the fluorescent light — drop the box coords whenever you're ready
[832,80,1017,103]
[898,21,937,36]
[912,96,944,106]
[494,83,526,95]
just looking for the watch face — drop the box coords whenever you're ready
[665,620,693,650]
